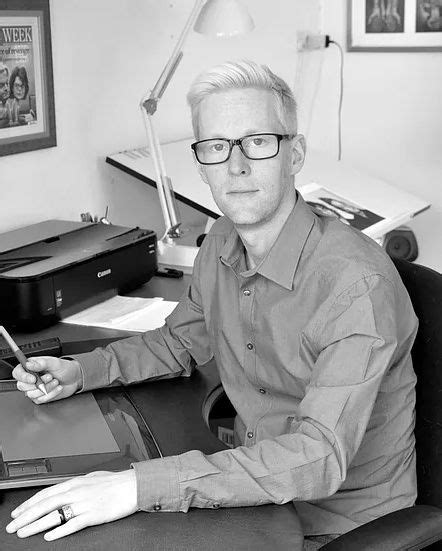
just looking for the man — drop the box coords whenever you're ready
[0,63,17,128]
[8,60,418,549]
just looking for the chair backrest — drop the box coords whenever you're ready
[392,258,442,508]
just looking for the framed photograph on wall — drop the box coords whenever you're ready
[0,0,56,157]
[348,0,442,51]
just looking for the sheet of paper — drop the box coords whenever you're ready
[1,392,119,462]
[106,300,179,332]
[63,295,163,325]
[63,295,178,332]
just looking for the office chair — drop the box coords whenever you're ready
[322,258,442,550]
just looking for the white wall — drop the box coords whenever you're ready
[0,0,440,271]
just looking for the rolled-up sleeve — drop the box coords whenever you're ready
[130,274,412,512]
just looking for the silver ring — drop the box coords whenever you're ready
[57,505,75,525]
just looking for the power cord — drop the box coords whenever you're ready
[326,36,344,161]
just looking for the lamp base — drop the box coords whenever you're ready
[157,240,198,275]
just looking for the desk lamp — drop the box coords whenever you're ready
[140,0,254,273]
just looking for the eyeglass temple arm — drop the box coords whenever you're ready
[140,0,205,241]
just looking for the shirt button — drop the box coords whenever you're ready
[243,289,251,296]
[247,342,254,350]
[247,431,254,439]
[213,502,221,509]
[153,504,161,512]
[259,388,266,394]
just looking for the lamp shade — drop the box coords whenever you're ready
[194,0,254,37]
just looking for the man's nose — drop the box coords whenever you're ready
[228,144,251,176]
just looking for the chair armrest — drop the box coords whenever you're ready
[321,505,442,550]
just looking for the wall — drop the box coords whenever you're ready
[0,0,440,271]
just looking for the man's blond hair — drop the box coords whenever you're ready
[187,60,297,139]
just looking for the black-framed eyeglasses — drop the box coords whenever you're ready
[191,133,296,165]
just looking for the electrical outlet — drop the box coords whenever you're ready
[297,32,328,51]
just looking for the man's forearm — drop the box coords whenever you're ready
[69,328,196,392]
[131,424,343,513]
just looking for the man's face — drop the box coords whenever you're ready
[196,88,304,228]
[0,71,9,102]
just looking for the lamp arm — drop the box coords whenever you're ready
[145,0,205,112]
[140,0,205,242]
[141,110,174,240]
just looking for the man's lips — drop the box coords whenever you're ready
[227,190,259,194]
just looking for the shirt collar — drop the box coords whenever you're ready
[219,222,244,272]
[220,192,316,290]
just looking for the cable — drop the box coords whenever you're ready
[326,37,344,161]
[294,47,326,142]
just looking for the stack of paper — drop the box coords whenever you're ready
[63,295,178,332]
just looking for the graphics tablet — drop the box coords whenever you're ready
[0,382,161,489]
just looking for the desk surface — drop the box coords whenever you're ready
[0,275,304,550]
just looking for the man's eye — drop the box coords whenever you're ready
[211,143,225,152]
[251,137,269,147]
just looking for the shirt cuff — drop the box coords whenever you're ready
[63,351,109,392]
[131,456,183,512]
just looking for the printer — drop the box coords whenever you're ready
[0,220,157,329]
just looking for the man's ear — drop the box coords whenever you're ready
[291,134,306,176]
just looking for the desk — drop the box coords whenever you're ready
[0,275,304,551]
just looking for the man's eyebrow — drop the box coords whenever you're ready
[202,129,271,139]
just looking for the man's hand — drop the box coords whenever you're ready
[12,356,82,404]
[6,470,138,541]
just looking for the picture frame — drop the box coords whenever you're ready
[0,0,56,157]
[348,0,442,51]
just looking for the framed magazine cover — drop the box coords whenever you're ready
[0,0,56,156]
[348,0,442,51]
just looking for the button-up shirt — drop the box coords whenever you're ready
[74,192,418,536]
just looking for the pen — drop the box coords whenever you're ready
[0,326,48,395]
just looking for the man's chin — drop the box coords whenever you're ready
[226,211,265,227]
